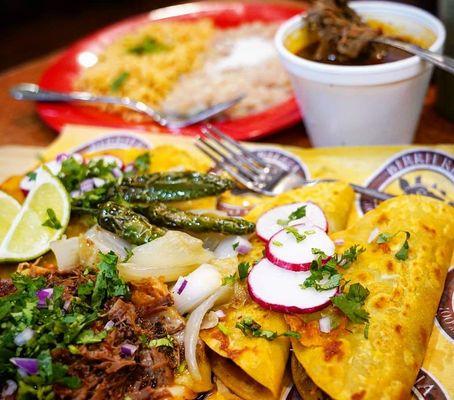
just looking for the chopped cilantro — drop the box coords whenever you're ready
[217,323,230,335]
[332,283,370,324]
[26,171,37,181]
[149,335,174,348]
[58,156,120,208]
[282,331,301,339]
[110,71,130,92]
[376,231,411,261]
[301,249,341,291]
[232,242,239,251]
[285,226,306,242]
[364,323,370,339]
[278,205,307,227]
[92,252,130,309]
[134,152,151,174]
[288,205,307,221]
[333,244,365,269]
[272,240,283,247]
[42,208,62,230]
[0,252,130,393]
[177,360,187,374]
[236,317,300,341]
[128,36,169,55]
[376,232,393,244]
[123,247,134,262]
[238,262,251,280]
[222,274,237,286]
[76,329,107,344]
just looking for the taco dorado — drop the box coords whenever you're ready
[288,195,454,400]
[200,182,355,400]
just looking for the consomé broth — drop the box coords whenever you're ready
[285,20,434,66]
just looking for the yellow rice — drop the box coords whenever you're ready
[75,19,215,120]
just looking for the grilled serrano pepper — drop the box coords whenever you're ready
[138,202,255,235]
[98,201,165,245]
[118,172,235,203]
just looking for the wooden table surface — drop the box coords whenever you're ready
[0,53,453,148]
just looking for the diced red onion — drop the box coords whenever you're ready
[2,380,17,396]
[63,300,71,311]
[93,178,105,188]
[120,343,138,357]
[14,328,34,346]
[36,288,53,307]
[177,278,188,295]
[71,153,84,164]
[214,309,226,319]
[10,358,39,375]
[236,237,252,255]
[319,316,332,333]
[104,320,115,330]
[79,179,95,193]
[112,167,122,178]
[56,153,69,163]
[124,163,135,173]
[70,189,82,199]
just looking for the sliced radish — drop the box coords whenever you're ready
[256,202,327,241]
[266,224,334,271]
[247,258,336,314]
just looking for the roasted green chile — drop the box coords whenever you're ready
[98,201,165,245]
[118,171,235,203]
[138,202,255,235]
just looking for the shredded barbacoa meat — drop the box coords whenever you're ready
[306,0,379,62]
[0,266,186,400]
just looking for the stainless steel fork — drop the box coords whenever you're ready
[10,83,244,129]
[196,124,393,201]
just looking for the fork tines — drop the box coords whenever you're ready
[195,124,270,188]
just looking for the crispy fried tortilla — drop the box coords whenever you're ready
[292,195,454,400]
[201,182,354,400]
[200,302,290,399]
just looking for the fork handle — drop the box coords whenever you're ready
[349,183,394,201]
[10,83,119,104]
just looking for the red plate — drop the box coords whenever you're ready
[38,1,305,140]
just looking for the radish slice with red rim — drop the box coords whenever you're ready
[266,224,334,271]
[248,258,337,314]
[255,202,327,242]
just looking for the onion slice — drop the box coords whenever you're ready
[172,264,222,315]
[14,328,34,346]
[214,236,252,259]
[50,237,80,272]
[184,286,232,381]
[2,380,17,396]
[85,225,132,261]
[10,358,39,375]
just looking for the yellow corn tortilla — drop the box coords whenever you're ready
[200,302,289,399]
[201,182,354,400]
[292,195,454,400]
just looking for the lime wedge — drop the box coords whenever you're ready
[0,191,21,245]
[0,169,70,262]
